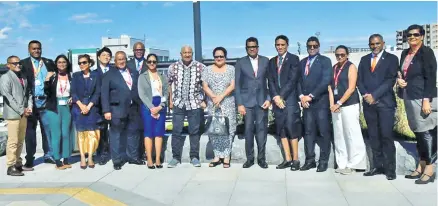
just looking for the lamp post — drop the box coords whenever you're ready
[193,1,202,62]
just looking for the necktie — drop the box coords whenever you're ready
[278,56,283,87]
[305,59,310,76]
[137,61,142,71]
[371,55,377,72]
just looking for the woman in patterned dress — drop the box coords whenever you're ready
[202,47,237,168]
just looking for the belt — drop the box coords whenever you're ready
[35,96,46,100]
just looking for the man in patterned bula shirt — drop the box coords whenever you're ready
[167,45,206,168]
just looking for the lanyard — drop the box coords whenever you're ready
[122,69,132,87]
[18,78,24,87]
[402,52,416,79]
[32,59,43,78]
[333,61,348,88]
[58,75,68,95]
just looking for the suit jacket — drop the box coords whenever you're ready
[127,58,149,75]
[297,54,333,108]
[44,72,72,113]
[138,71,169,110]
[268,52,300,107]
[101,67,141,119]
[0,70,32,119]
[357,51,399,108]
[397,45,437,101]
[20,57,56,96]
[234,55,270,107]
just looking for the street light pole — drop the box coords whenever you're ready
[193,1,202,62]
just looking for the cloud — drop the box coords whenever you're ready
[163,2,175,7]
[0,27,12,39]
[68,13,112,24]
[0,2,39,29]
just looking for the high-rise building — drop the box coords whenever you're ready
[396,23,438,50]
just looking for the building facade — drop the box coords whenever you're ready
[396,23,438,50]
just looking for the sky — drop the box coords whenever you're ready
[0,1,437,62]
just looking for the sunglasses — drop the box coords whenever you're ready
[78,61,88,65]
[214,55,225,59]
[8,62,21,66]
[335,54,346,58]
[407,33,421,37]
[369,42,382,46]
[147,60,157,64]
[307,45,319,49]
[246,46,259,49]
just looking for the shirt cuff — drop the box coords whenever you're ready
[309,94,314,98]
[299,94,304,99]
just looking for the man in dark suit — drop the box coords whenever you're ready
[101,51,145,170]
[268,35,302,171]
[235,37,271,169]
[298,36,333,172]
[357,34,399,180]
[20,40,56,169]
[95,47,112,165]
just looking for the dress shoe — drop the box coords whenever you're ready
[363,168,384,176]
[317,162,328,172]
[415,173,435,184]
[7,166,24,176]
[300,162,316,171]
[129,160,146,165]
[290,160,300,171]
[276,161,292,169]
[156,164,163,169]
[147,165,156,169]
[386,174,397,180]
[258,161,268,169]
[405,170,422,179]
[243,161,254,168]
[98,159,108,165]
[21,165,34,171]
[113,164,122,170]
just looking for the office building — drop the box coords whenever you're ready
[396,23,438,50]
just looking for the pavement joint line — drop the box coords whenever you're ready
[226,166,241,206]
[332,170,350,205]
[389,179,415,206]
[284,169,289,206]
[170,167,200,206]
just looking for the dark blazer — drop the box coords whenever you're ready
[397,45,437,101]
[357,51,399,108]
[101,67,141,119]
[297,54,333,108]
[268,52,300,107]
[234,55,270,108]
[20,57,56,95]
[127,58,149,75]
[44,73,72,113]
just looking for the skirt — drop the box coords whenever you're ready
[141,96,166,138]
[403,90,437,132]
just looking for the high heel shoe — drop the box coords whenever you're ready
[147,165,156,169]
[415,173,436,184]
[155,164,163,169]
[405,170,422,179]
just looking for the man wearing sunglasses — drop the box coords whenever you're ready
[357,34,399,180]
[1,56,33,176]
[20,40,57,170]
[298,36,333,172]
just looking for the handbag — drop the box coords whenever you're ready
[205,106,229,136]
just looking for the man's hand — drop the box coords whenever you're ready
[363,94,375,104]
[422,99,432,115]
[300,95,311,109]
[238,105,246,116]
[200,101,207,109]
[45,72,55,82]
[262,100,271,110]
[397,78,407,88]
[24,108,32,117]
[104,112,112,120]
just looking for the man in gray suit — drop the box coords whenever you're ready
[235,37,271,168]
[0,56,33,176]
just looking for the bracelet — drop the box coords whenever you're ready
[336,101,342,106]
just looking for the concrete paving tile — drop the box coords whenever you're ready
[6,200,50,206]
[172,181,235,206]
[0,201,11,205]
[98,167,152,191]
[0,194,49,202]
[0,184,22,189]
[132,178,187,205]
[191,167,240,182]
[286,168,336,181]
[40,194,73,206]
[389,178,437,194]
[343,192,412,206]
[238,167,286,182]
[57,197,88,206]
[337,178,400,193]
[229,182,287,206]
[287,180,348,206]
[403,193,437,206]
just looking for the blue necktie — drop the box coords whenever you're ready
[278,56,283,87]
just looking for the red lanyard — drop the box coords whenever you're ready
[402,52,416,79]
[123,69,132,87]
[333,61,348,87]
[58,75,68,95]
[18,78,24,86]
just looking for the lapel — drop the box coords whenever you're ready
[245,56,255,78]
[256,56,264,79]
[8,71,24,96]
[308,55,320,76]
[115,68,131,92]
[89,72,97,92]
[279,53,290,75]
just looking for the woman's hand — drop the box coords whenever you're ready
[422,99,432,115]
[330,104,341,113]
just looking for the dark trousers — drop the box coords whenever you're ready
[244,106,268,162]
[171,107,201,162]
[415,127,437,165]
[303,108,331,164]
[96,122,110,161]
[109,116,140,165]
[25,108,51,166]
[363,105,396,174]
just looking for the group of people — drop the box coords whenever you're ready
[1,24,436,185]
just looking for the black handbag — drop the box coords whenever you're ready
[205,106,229,136]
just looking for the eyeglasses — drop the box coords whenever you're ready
[57,61,67,64]
[307,45,319,49]
[147,60,157,64]
[407,33,421,37]
[214,55,225,59]
[369,42,382,46]
[134,49,145,52]
[246,46,259,49]
[335,54,346,58]
[8,62,21,66]
[78,61,88,65]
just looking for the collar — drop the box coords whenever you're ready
[178,59,196,68]
[135,57,145,62]
[248,55,259,60]
[118,67,128,73]
[278,53,287,60]
[372,50,384,58]
[30,56,42,63]
[308,53,319,60]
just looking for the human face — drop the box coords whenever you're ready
[335,48,348,64]
[369,37,384,55]
[146,55,158,71]
[99,51,111,65]
[133,43,145,59]
[56,57,68,73]
[7,57,21,72]
[213,50,226,67]
[115,53,127,69]
[78,57,90,72]
[180,46,193,63]
[407,29,423,47]
[307,41,320,56]
[246,41,259,58]
[275,39,288,56]
[28,43,42,58]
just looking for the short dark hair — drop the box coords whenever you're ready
[78,54,95,67]
[335,45,349,55]
[7,55,19,63]
[55,54,72,73]
[369,34,384,42]
[407,24,425,36]
[213,47,227,58]
[306,36,320,46]
[146,53,158,62]
[28,40,41,48]
[275,35,289,45]
[97,47,112,57]
[246,37,259,46]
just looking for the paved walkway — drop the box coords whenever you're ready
[0,153,436,206]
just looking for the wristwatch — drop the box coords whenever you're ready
[336,101,342,106]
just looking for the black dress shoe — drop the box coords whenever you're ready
[276,161,292,169]
[113,164,122,170]
[300,162,316,171]
[7,166,24,176]
[363,168,384,176]
[290,160,300,171]
[243,161,254,168]
[129,160,146,165]
[386,174,397,180]
[405,170,422,179]
[258,161,268,169]
[156,164,163,169]
[415,173,436,184]
[317,162,328,172]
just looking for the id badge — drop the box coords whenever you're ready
[35,79,41,86]
[58,99,67,105]
[334,88,338,95]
